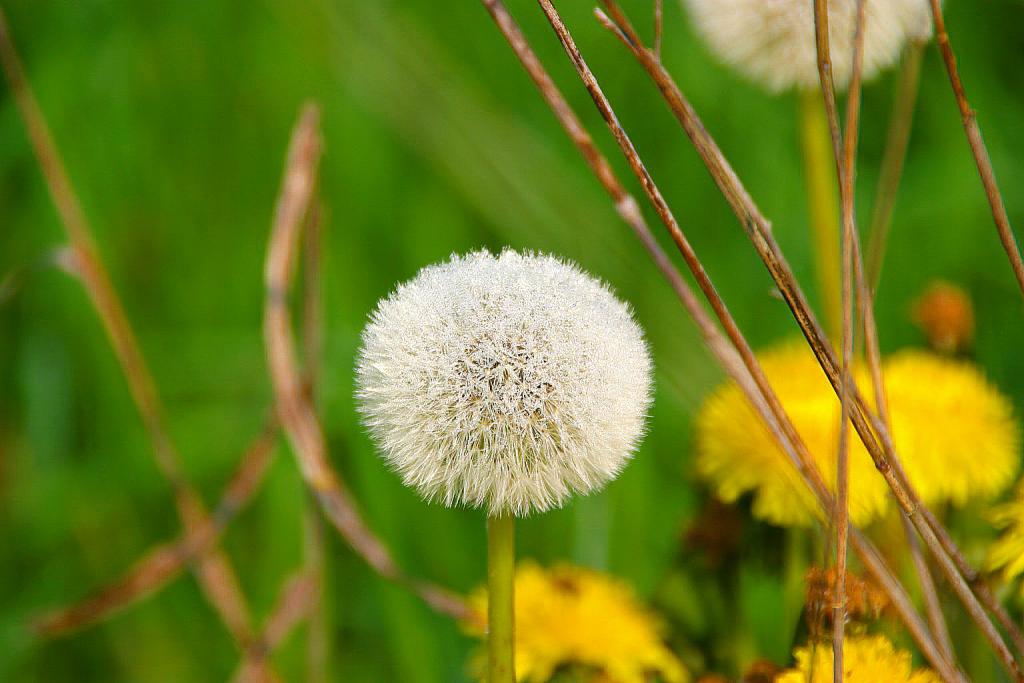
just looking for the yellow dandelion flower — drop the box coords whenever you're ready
[464,562,688,683]
[696,343,1020,527]
[695,343,890,527]
[777,635,942,683]
[883,350,1019,507]
[987,483,1024,584]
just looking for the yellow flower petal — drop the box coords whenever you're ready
[695,342,1019,527]
[696,342,889,527]
[465,562,688,683]
[777,635,942,683]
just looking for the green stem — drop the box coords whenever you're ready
[798,89,842,342]
[488,514,515,683]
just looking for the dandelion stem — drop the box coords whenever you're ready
[798,89,842,342]
[488,514,516,683]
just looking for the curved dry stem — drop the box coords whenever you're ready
[0,6,269,658]
[32,420,279,638]
[262,103,470,621]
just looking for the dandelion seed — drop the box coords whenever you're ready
[356,249,652,517]
[357,249,653,683]
[682,0,933,92]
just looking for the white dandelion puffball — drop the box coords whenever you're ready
[356,250,653,517]
[683,0,933,92]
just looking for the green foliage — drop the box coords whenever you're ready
[1,0,1022,681]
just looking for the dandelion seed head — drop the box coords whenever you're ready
[683,0,933,92]
[356,249,652,517]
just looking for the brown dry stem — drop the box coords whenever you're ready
[262,103,469,621]
[482,1,956,678]
[583,3,1018,676]
[32,420,279,637]
[0,6,271,663]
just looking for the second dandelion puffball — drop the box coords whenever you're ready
[356,250,652,517]
[683,0,933,92]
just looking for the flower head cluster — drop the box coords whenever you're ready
[696,342,889,526]
[356,250,652,517]
[683,0,933,92]
[696,342,1019,527]
[464,562,687,683]
[777,635,942,683]
[883,350,1019,506]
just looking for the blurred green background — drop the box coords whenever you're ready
[1,0,1023,681]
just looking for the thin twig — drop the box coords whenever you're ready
[484,1,958,677]
[0,5,266,654]
[819,1,953,665]
[865,41,925,292]
[263,103,469,621]
[926,0,1024,297]
[815,0,870,674]
[32,420,279,637]
[595,1,1020,669]
[550,1,1017,676]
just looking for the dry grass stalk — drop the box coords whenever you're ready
[481,1,956,678]
[569,2,1018,675]
[815,1,965,667]
[811,0,873,674]
[32,420,279,637]
[926,0,1024,297]
[0,7,275,664]
[262,103,469,620]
